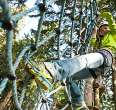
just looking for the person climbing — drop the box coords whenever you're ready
[84,13,114,109]
[45,12,115,82]
[89,11,116,109]
[44,12,116,109]
[69,12,116,110]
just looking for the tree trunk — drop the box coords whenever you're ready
[0,89,12,110]
[0,82,12,110]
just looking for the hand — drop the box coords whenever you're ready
[92,26,98,38]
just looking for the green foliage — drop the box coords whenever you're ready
[0,0,115,110]
[53,83,68,109]
[97,0,116,15]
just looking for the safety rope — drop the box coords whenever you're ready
[35,0,47,47]
[67,1,78,108]
[65,78,74,110]
[78,0,97,55]
[58,0,98,109]
[56,0,66,59]
[79,0,84,37]
[0,0,105,110]
[69,0,76,57]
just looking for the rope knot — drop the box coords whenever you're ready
[67,101,72,105]
[2,20,13,30]
[56,28,61,35]
[31,44,37,52]
[7,74,17,80]
[71,16,75,21]
[80,11,83,15]
[41,98,47,103]
[38,3,47,12]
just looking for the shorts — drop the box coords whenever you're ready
[98,49,113,67]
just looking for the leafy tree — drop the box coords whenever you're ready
[0,0,115,110]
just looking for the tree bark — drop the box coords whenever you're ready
[0,89,12,110]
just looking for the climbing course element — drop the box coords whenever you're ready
[0,0,115,110]
[35,0,47,47]
[70,0,76,57]
[56,0,66,59]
